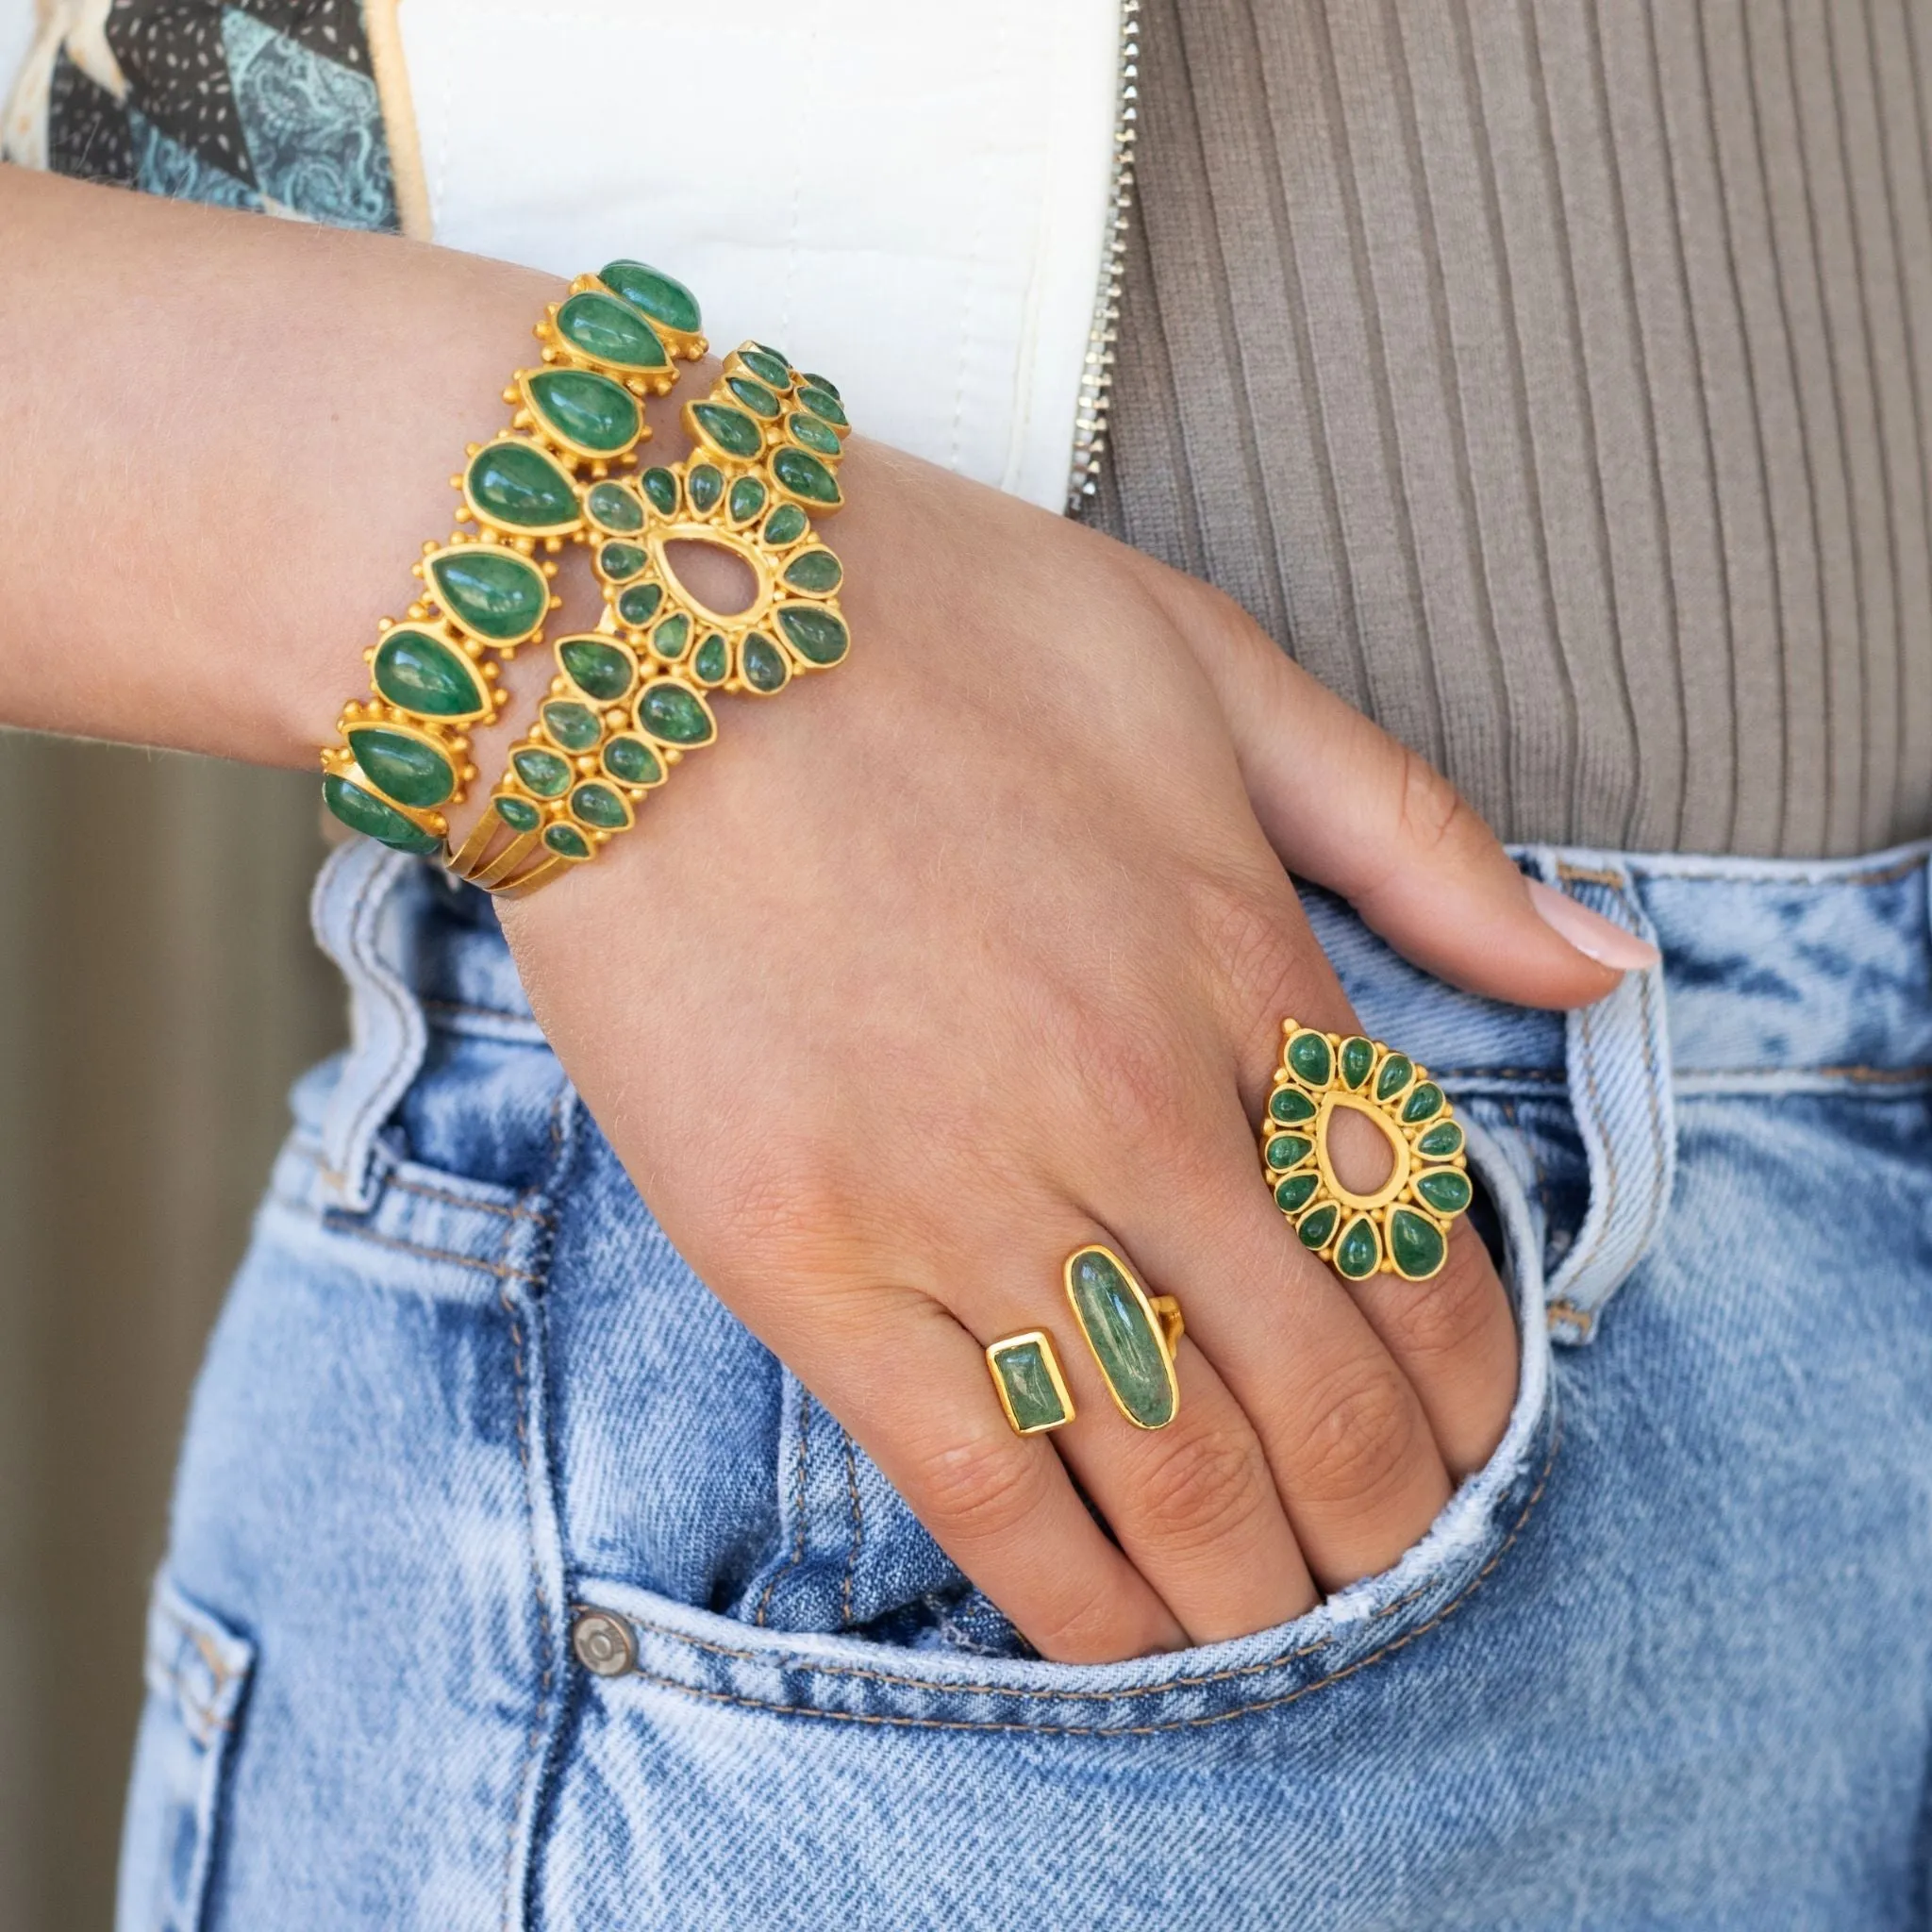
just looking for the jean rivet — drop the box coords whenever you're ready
[571,1609,636,1676]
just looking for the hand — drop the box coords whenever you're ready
[502,438,1647,1663]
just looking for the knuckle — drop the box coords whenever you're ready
[1076,1019,1196,1149]
[1380,1240,1506,1371]
[1132,1428,1276,1556]
[1189,874,1308,1025]
[1391,748,1475,865]
[908,1431,1054,1550]
[1290,1357,1429,1508]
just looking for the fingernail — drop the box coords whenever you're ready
[1526,879,1661,971]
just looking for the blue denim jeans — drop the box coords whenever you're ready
[117,837,1932,1930]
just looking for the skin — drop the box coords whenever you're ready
[0,169,1653,1661]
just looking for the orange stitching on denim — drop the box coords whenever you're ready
[150,1660,235,1736]
[839,1429,862,1630]
[1556,862,1629,889]
[1677,1061,1932,1084]
[332,853,416,1192]
[757,1389,814,1627]
[293,1212,545,1286]
[599,1425,1558,1734]
[421,994,539,1024]
[1559,996,1619,1296]
[384,1174,551,1224]
[1544,1299,1596,1337]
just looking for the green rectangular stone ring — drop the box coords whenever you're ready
[986,1331,1076,1436]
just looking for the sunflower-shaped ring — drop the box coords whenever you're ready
[1261,1020,1474,1283]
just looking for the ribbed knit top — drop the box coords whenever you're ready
[1091,0,1932,856]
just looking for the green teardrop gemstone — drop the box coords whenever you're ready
[782,549,842,593]
[493,795,541,833]
[555,289,668,369]
[1269,1087,1318,1124]
[636,680,714,745]
[641,467,679,516]
[597,259,702,335]
[762,504,808,547]
[1375,1054,1414,1103]
[1274,1172,1321,1214]
[346,725,455,809]
[601,735,662,787]
[558,637,634,701]
[1389,1208,1447,1280]
[787,412,841,456]
[1415,1121,1465,1160]
[692,633,728,684]
[795,384,847,427]
[373,629,484,719]
[1402,1082,1445,1124]
[617,583,663,628]
[1297,1203,1341,1250]
[1265,1134,1312,1171]
[541,700,601,752]
[800,371,839,399]
[526,367,640,453]
[1287,1031,1333,1086]
[727,476,767,524]
[323,774,441,855]
[1065,1247,1175,1430]
[465,440,579,530]
[1414,1169,1473,1216]
[585,481,644,533]
[543,823,592,860]
[691,403,762,459]
[511,746,572,797]
[651,612,691,659]
[741,633,789,691]
[1340,1037,1375,1089]
[727,375,781,419]
[428,547,548,643]
[688,465,724,513]
[737,345,791,388]
[570,781,630,830]
[598,541,647,581]
[775,604,849,665]
[1335,1215,1382,1280]
[772,445,841,506]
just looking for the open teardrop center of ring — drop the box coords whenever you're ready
[655,531,764,622]
[1315,1092,1411,1211]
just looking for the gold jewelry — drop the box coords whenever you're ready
[1063,1245,1181,1431]
[985,1331,1075,1436]
[320,260,707,858]
[1261,1020,1473,1283]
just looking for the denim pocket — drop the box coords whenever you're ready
[115,1579,255,1932]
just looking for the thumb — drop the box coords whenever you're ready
[1165,577,1657,1011]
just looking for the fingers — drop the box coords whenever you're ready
[1157,571,1658,1008]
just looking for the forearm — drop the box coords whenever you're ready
[0,167,555,766]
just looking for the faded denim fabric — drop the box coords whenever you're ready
[118,839,1932,1930]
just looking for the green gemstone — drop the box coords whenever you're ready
[738,345,791,388]
[1402,1082,1444,1124]
[688,464,724,513]
[788,411,841,456]
[691,403,762,459]
[586,481,644,532]
[555,289,668,369]
[1416,1121,1465,1160]
[465,440,578,530]
[1335,1214,1382,1280]
[727,375,781,419]
[772,444,841,506]
[1340,1037,1375,1089]
[541,700,601,751]
[493,795,541,833]
[323,774,440,855]
[990,1339,1067,1433]
[598,541,647,581]
[526,367,640,453]
[617,582,663,628]
[637,680,714,745]
[692,633,728,684]
[1274,1172,1321,1214]
[1287,1031,1333,1086]
[651,612,691,660]
[1414,1169,1473,1216]
[428,547,548,643]
[1269,1087,1317,1125]
[1265,1134,1312,1171]
[570,781,629,830]
[558,636,634,702]
[799,371,839,399]
[373,629,484,719]
[741,633,789,691]
[1297,1203,1341,1250]
[795,384,847,427]
[1375,1054,1414,1103]
[727,476,767,524]
[346,725,455,808]
[1389,1208,1447,1280]
[782,549,842,594]
[641,467,679,516]
[510,746,572,797]
[1065,1248,1174,1430]
[601,735,662,787]
[775,604,848,665]
[543,823,592,860]
[597,259,702,335]
[762,504,808,547]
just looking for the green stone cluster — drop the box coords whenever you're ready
[1261,1024,1473,1284]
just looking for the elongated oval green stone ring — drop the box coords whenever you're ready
[1064,1245,1184,1431]
[1262,1019,1474,1284]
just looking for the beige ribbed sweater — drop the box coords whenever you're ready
[1092,0,1932,857]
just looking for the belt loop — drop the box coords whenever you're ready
[308,841,431,1211]
[1526,851,1676,1346]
